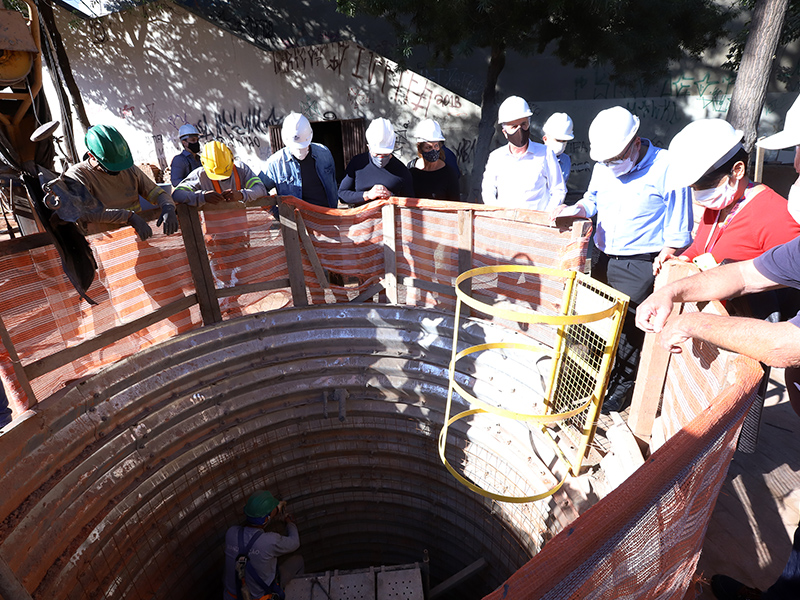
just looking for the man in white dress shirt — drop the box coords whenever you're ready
[481,96,566,210]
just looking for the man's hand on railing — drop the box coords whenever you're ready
[203,190,225,204]
[128,213,153,241]
[157,205,179,235]
[222,189,245,203]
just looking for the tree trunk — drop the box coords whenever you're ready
[35,0,92,136]
[468,41,505,202]
[726,0,790,152]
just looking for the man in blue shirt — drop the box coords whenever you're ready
[552,106,693,412]
[260,112,338,209]
[170,124,202,187]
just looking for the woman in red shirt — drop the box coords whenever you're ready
[672,122,800,268]
[668,118,800,412]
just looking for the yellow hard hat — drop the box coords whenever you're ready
[200,141,233,180]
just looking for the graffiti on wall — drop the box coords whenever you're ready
[574,67,735,115]
[162,105,282,160]
[453,137,477,165]
[271,43,469,120]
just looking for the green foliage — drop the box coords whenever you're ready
[337,0,732,85]
[725,0,800,65]
[2,0,26,12]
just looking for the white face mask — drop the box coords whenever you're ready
[788,184,800,225]
[605,156,636,178]
[291,146,310,160]
[546,140,567,156]
[692,179,739,210]
[371,154,391,168]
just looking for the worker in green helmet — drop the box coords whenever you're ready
[223,490,304,600]
[65,124,178,240]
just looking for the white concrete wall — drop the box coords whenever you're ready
[51,2,481,176]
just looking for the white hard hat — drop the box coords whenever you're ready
[415,119,445,142]
[667,119,744,190]
[542,113,574,140]
[588,107,640,161]
[178,124,199,139]
[497,96,533,124]
[757,95,800,150]
[366,118,396,153]
[282,112,313,151]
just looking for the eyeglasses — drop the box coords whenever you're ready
[602,139,636,166]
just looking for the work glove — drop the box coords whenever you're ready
[157,205,179,235]
[128,212,152,241]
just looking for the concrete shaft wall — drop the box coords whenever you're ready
[0,305,562,599]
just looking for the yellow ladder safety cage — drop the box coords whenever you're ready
[439,265,629,503]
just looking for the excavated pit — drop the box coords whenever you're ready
[0,304,572,599]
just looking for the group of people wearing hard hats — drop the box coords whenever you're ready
[66,101,578,245]
[633,97,800,600]
[58,93,800,600]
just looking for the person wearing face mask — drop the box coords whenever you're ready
[338,117,414,206]
[542,112,574,185]
[408,119,461,202]
[259,112,338,209]
[668,119,800,269]
[170,124,202,188]
[173,140,267,207]
[481,96,566,209]
[66,124,179,241]
[756,94,800,225]
[635,124,800,600]
[550,106,693,413]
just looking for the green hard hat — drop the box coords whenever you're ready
[85,124,133,172]
[244,490,279,524]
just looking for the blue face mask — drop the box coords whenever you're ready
[371,154,391,168]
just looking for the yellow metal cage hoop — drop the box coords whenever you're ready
[440,264,629,503]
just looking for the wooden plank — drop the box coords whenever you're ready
[457,210,473,317]
[351,283,385,303]
[0,314,37,407]
[628,262,689,448]
[0,232,50,256]
[176,203,221,325]
[279,202,308,307]
[295,211,330,289]
[429,558,486,600]
[400,277,454,296]
[25,294,197,380]
[215,278,291,299]
[198,195,279,211]
[382,204,398,304]
[602,411,646,489]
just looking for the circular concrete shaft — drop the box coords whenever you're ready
[0,305,563,599]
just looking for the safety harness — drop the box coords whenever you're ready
[234,527,285,600]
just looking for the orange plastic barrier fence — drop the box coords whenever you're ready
[481,324,763,599]
[0,198,590,417]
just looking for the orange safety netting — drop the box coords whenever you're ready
[0,198,589,415]
[0,198,763,600]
